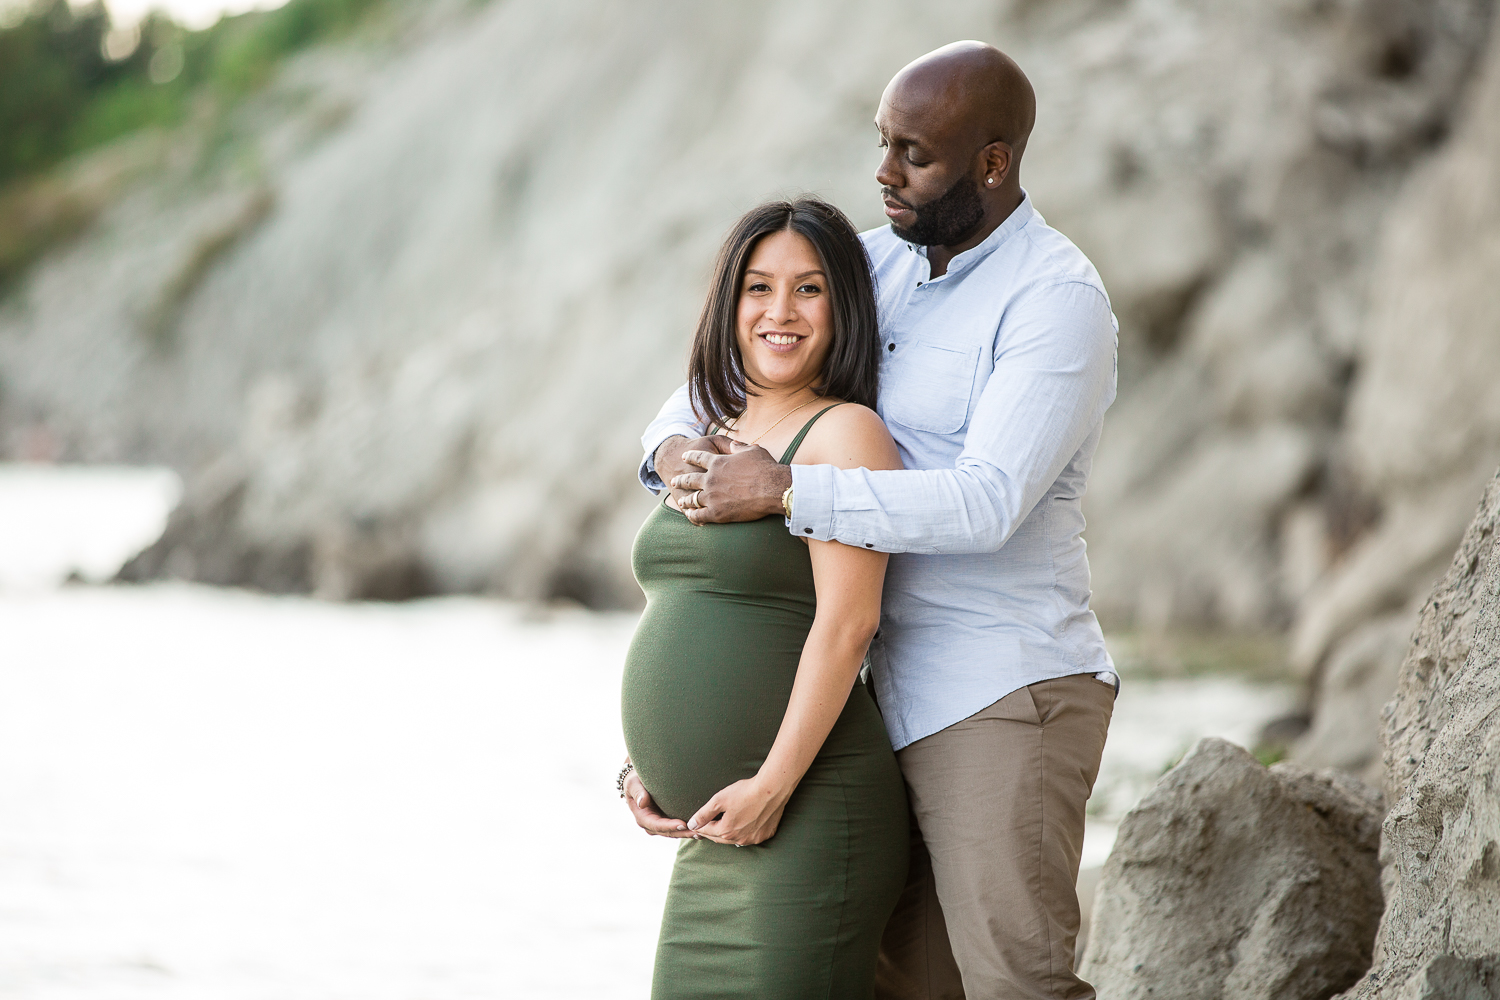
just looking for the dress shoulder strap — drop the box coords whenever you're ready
[778,403,846,464]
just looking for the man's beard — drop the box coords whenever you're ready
[888,174,986,247]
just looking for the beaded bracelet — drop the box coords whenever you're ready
[616,761,635,798]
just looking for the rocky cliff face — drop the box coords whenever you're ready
[1068,0,1496,634]
[1,0,1497,621]
[1290,10,1500,779]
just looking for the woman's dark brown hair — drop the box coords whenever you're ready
[687,197,880,430]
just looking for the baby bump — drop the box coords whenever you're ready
[621,596,808,822]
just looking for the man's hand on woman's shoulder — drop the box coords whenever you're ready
[669,440,792,527]
[655,433,733,509]
[670,441,792,525]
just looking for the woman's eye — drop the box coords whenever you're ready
[747,282,770,292]
[798,283,822,295]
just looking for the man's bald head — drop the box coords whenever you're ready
[874,42,1036,256]
[883,41,1036,162]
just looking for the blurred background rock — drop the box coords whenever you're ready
[3,0,1499,791]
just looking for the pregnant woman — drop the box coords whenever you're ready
[620,198,908,998]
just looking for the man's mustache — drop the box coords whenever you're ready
[882,188,915,210]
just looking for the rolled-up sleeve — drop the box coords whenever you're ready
[638,383,702,493]
[789,281,1117,554]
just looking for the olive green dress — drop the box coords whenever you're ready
[621,406,909,1000]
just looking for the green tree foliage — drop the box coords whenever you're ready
[212,0,381,94]
[1,0,123,182]
[0,0,384,187]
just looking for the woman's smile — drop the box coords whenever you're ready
[759,330,806,352]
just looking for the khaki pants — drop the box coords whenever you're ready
[874,673,1115,1000]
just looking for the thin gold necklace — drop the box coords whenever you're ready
[738,395,819,446]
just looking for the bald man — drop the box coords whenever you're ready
[630,42,1118,999]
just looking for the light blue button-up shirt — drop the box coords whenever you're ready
[639,193,1118,750]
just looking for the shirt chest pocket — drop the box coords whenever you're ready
[881,343,981,435]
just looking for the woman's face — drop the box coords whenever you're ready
[735,230,835,394]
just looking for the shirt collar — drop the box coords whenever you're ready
[909,188,1037,275]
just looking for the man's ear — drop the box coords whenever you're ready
[982,141,1013,189]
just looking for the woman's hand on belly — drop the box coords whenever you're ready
[686,775,790,847]
[623,764,694,838]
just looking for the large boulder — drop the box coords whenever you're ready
[1,0,1495,608]
[1081,738,1383,1000]
[1337,470,1500,998]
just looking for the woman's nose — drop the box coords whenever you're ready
[769,289,798,324]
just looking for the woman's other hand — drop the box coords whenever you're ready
[623,768,693,838]
[686,777,790,846]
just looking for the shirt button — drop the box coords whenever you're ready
[804,528,814,534]
[887,343,895,352]
[865,543,874,548]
